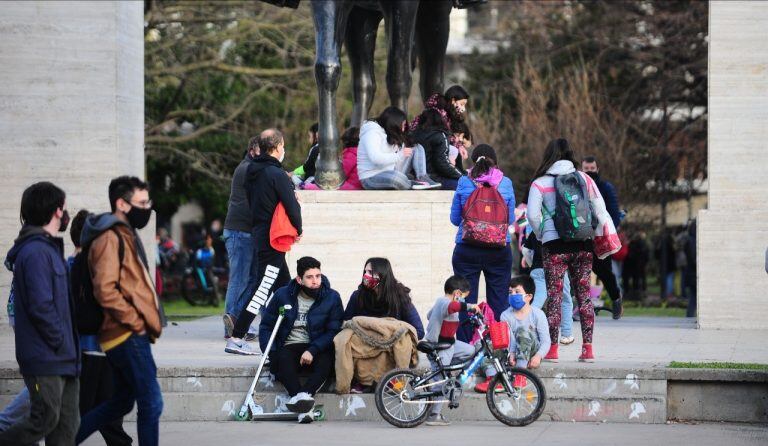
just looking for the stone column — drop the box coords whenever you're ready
[698,1,768,328]
[0,1,146,321]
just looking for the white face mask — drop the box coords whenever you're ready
[278,149,285,163]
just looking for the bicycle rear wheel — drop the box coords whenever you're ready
[374,368,432,428]
[486,367,546,426]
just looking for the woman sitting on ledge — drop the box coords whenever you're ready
[339,257,424,393]
[357,106,441,190]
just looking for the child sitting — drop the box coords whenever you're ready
[424,275,477,426]
[474,275,551,393]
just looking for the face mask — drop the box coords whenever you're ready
[454,104,466,115]
[508,293,526,311]
[362,273,380,289]
[126,206,152,230]
[58,210,70,233]
[586,171,600,181]
[279,149,285,163]
[300,284,321,299]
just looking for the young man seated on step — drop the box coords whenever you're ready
[259,256,344,423]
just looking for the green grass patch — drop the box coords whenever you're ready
[669,361,768,370]
[613,307,686,317]
[162,298,224,321]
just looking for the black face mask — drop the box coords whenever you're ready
[58,210,70,233]
[126,206,152,230]
[300,285,321,299]
[586,171,600,181]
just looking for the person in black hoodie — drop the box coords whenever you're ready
[1,182,80,445]
[410,108,463,190]
[226,128,303,355]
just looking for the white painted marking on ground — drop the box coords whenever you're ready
[588,400,601,417]
[624,374,639,390]
[629,402,646,419]
[345,395,366,416]
[554,373,568,389]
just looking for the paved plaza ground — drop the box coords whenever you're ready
[5,315,765,370]
[81,420,768,446]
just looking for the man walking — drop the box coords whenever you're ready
[226,128,302,355]
[1,181,80,445]
[223,136,260,339]
[77,176,164,446]
[582,156,624,319]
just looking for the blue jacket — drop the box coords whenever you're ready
[593,176,621,228]
[259,275,343,356]
[344,290,425,339]
[450,175,516,244]
[4,226,80,377]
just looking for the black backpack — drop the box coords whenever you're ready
[543,172,594,242]
[71,227,124,335]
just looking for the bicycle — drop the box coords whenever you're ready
[374,311,546,428]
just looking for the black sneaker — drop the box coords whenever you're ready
[612,298,624,320]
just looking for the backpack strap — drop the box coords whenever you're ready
[108,227,125,291]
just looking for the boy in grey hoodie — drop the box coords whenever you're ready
[423,275,477,426]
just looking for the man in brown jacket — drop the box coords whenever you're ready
[76,176,163,446]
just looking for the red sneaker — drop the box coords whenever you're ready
[474,377,492,393]
[543,344,559,363]
[474,377,504,393]
[579,343,595,363]
[513,374,528,388]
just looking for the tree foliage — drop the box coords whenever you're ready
[464,0,708,206]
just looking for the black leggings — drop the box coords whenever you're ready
[233,247,290,339]
[270,343,333,397]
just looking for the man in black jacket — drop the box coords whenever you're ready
[226,128,303,355]
[582,156,624,319]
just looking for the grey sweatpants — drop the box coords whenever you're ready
[429,340,475,416]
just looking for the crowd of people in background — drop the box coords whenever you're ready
[0,83,700,442]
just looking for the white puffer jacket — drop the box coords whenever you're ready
[527,160,621,259]
[356,121,404,180]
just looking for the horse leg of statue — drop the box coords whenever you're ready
[311,0,353,189]
[381,0,420,115]
[346,6,383,128]
[415,0,452,103]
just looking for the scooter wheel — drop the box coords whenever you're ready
[234,410,251,421]
[313,407,325,421]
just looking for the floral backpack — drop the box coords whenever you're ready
[461,182,509,248]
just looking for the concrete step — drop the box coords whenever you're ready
[0,365,668,424]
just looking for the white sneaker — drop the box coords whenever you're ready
[297,410,314,424]
[224,338,258,355]
[560,336,575,345]
[286,392,315,414]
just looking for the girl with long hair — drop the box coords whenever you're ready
[410,108,463,190]
[357,106,440,190]
[527,138,619,363]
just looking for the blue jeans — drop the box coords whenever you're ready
[361,145,430,190]
[530,268,573,337]
[77,334,163,446]
[223,229,254,316]
[0,387,30,431]
[452,243,514,343]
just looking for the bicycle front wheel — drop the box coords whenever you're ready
[374,368,432,428]
[486,367,546,426]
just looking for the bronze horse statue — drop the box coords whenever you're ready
[263,0,485,189]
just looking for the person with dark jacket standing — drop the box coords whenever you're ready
[226,128,303,355]
[1,181,80,445]
[259,257,343,423]
[77,176,164,446]
[410,109,463,190]
[223,136,260,339]
[582,156,624,319]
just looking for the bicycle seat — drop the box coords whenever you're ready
[416,340,453,354]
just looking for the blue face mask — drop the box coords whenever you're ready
[508,293,526,310]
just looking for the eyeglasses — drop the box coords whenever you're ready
[129,199,153,209]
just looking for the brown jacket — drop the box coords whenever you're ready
[333,316,418,394]
[89,224,162,346]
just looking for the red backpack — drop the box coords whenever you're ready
[461,183,509,248]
